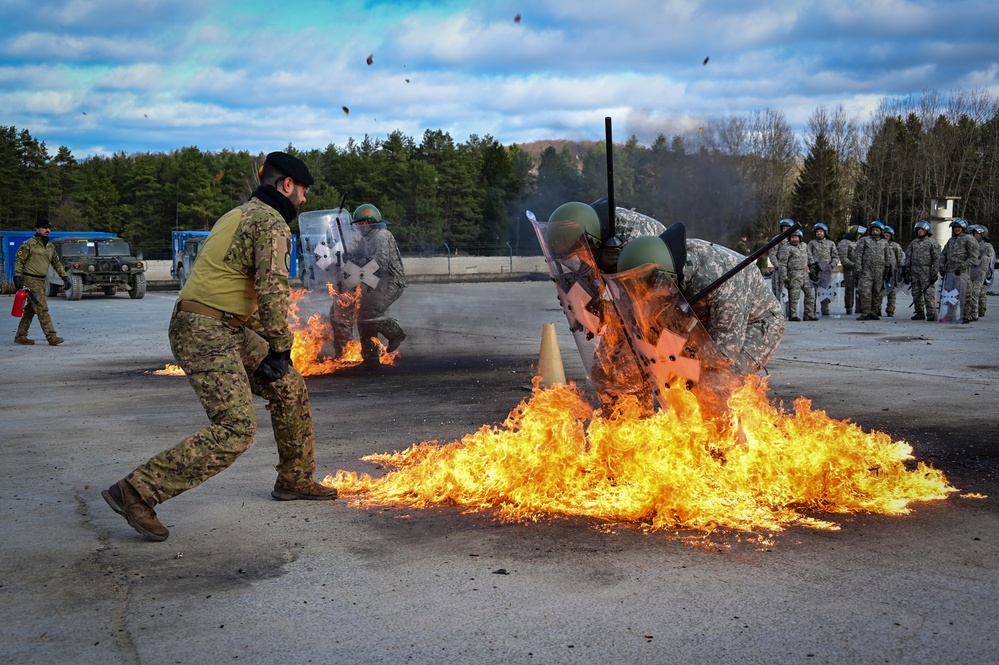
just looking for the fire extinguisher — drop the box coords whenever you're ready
[11,288,28,317]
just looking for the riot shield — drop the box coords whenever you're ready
[603,265,740,416]
[937,271,965,323]
[298,209,351,292]
[529,211,605,380]
[813,260,838,305]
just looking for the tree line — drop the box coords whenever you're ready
[2,87,997,259]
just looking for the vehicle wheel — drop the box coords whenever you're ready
[65,274,83,301]
[129,273,146,299]
[103,286,117,296]
[177,265,187,290]
[45,276,59,297]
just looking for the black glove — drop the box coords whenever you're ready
[930,274,937,285]
[902,267,911,284]
[254,349,291,384]
[13,275,23,290]
[955,268,962,276]
[63,277,72,291]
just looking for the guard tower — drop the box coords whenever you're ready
[929,196,960,249]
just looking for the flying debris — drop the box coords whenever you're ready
[703,56,710,65]
[81,111,87,115]
[143,114,148,118]
[405,79,410,83]
[342,106,350,115]
[366,54,374,65]
[514,14,521,22]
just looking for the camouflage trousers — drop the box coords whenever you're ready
[885,285,898,316]
[857,271,885,316]
[909,272,937,317]
[15,275,59,342]
[785,272,815,319]
[841,268,855,313]
[127,308,316,507]
[978,281,989,316]
[965,273,985,319]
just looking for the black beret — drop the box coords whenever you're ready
[34,219,52,229]
[264,151,314,186]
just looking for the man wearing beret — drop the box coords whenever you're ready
[13,219,71,345]
[102,151,336,543]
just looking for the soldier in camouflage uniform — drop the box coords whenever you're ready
[882,226,905,317]
[854,221,894,320]
[902,220,942,321]
[939,218,980,324]
[781,228,817,321]
[837,227,859,315]
[588,198,667,273]
[807,222,839,316]
[768,219,794,301]
[973,226,995,318]
[330,203,407,368]
[965,225,991,321]
[102,152,335,543]
[13,219,71,345]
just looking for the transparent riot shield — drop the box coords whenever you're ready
[299,209,351,292]
[937,271,965,323]
[528,211,605,380]
[814,260,838,306]
[603,264,741,416]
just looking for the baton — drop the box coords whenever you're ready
[24,286,39,305]
[689,222,801,305]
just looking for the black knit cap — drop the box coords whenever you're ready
[265,151,314,186]
[34,219,52,229]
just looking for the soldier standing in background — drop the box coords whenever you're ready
[733,233,752,256]
[807,222,839,316]
[973,226,994,318]
[102,151,336,543]
[966,225,992,321]
[13,219,72,346]
[854,221,893,321]
[837,226,859,316]
[882,226,905,317]
[768,219,794,302]
[902,221,942,321]
[939,218,980,324]
[782,228,817,321]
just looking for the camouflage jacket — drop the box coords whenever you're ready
[940,232,980,275]
[807,237,839,267]
[14,235,67,280]
[681,239,784,363]
[971,237,990,280]
[902,236,941,274]
[854,236,893,277]
[837,238,857,270]
[782,241,813,275]
[179,197,294,352]
[887,241,905,274]
[768,238,790,272]
[363,227,407,288]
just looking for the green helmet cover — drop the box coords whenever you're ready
[547,202,601,253]
[617,235,676,279]
[352,204,382,224]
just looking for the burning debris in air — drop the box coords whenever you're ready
[327,376,956,539]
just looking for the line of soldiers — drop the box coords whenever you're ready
[762,218,995,323]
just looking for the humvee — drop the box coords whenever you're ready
[175,236,206,289]
[47,236,147,300]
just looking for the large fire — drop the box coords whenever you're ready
[326,376,957,537]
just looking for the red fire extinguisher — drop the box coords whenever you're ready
[11,288,28,317]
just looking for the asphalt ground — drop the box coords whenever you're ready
[1,283,997,665]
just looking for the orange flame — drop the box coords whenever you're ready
[326,376,957,537]
[151,364,185,376]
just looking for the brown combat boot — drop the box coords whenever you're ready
[271,480,338,501]
[14,336,35,345]
[386,331,407,352]
[102,480,169,541]
[47,336,64,346]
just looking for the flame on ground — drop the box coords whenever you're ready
[151,364,185,376]
[326,376,958,536]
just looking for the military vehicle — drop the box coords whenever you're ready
[47,236,147,300]
[175,236,206,289]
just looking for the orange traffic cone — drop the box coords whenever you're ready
[537,322,566,388]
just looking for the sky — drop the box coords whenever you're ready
[2,0,998,159]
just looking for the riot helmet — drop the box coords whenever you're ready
[950,218,968,231]
[789,228,804,242]
[352,204,382,224]
[914,220,931,237]
[779,218,794,231]
[547,202,601,254]
[813,222,828,236]
[883,226,895,237]
[617,235,677,280]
